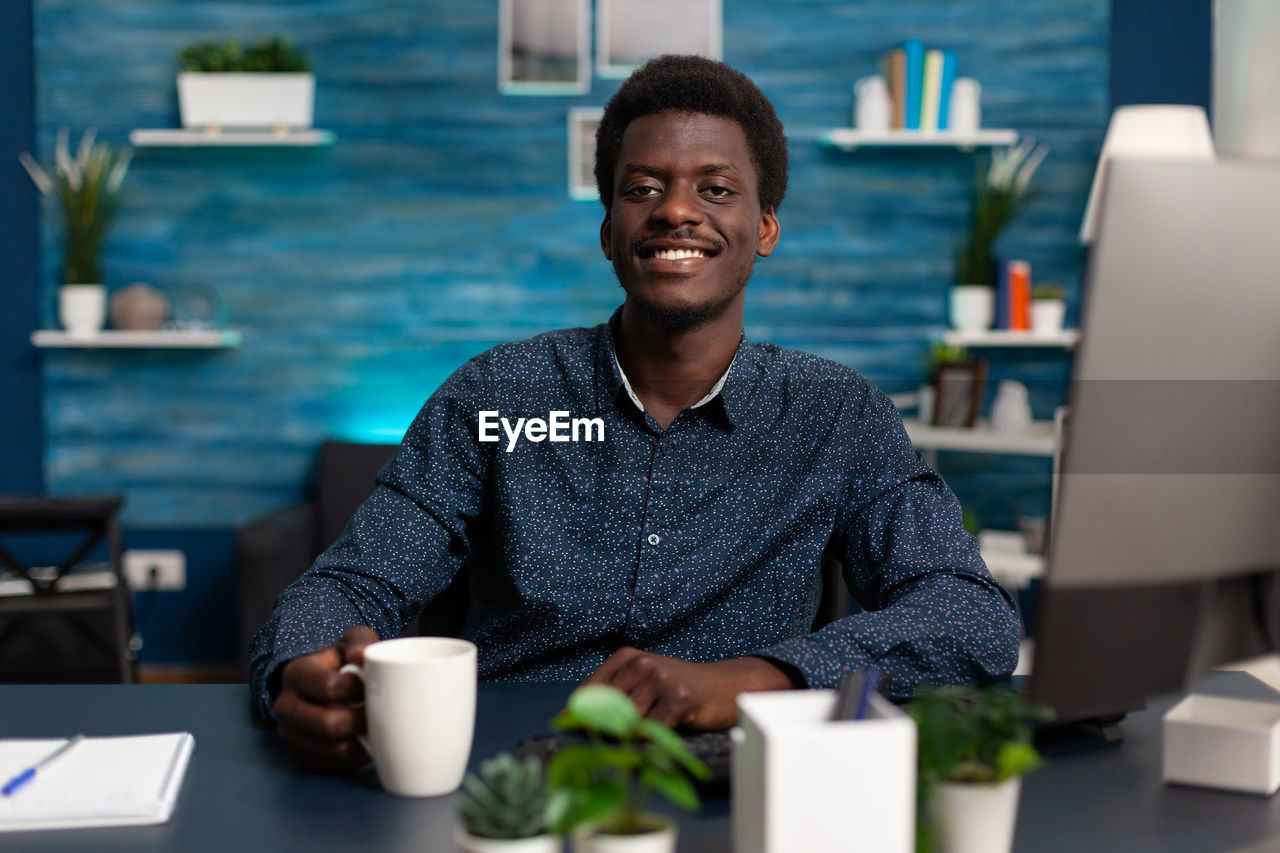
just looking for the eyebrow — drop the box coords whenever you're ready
[622,162,739,176]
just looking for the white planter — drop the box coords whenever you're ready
[453,827,562,853]
[929,778,1021,853]
[177,72,315,130]
[58,284,107,338]
[571,815,676,853]
[1030,299,1066,335]
[949,285,995,332]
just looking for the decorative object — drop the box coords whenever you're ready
[568,108,604,201]
[955,138,1049,288]
[932,361,987,429]
[989,381,1031,434]
[545,686,708,853]
[170,283,229,330]
[1030,283,1066,335]
[499,0,590,95]
[456,752,558,853]
[948,78,981,134]
[854,75,891,132]
[596,0,722,79]
[176,37,313,131]
[1079,105,1214,244]
[20,128,132,338]
[109,283,170,331]
[948,285,994,332]
[909,686,1051,853]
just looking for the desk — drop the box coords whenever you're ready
[4,674,1280,852]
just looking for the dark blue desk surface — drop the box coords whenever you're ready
[3,673,1280,852]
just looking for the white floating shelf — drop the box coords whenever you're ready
[942,329,1081,349]
[820,128,1018,151]
[129,128,336,147]
[903,419,1056,456]
[31,330,243,349]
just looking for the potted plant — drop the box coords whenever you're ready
[909,686,1052,853]
[176,37,313,132]
[1030,283,1067,336]
[19,128,132,337]
[545,685,709,853]
[456,752,559,853]
[951,139,1049,332]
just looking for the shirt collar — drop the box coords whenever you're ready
[593,306,755,428]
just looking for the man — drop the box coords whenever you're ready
[250,55,1020,771]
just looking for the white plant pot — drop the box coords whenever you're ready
[1030,299,1066,335]
[949,285,995,332]
[571,815,676,853]
[453,827,562,853]
[929,778,1021,853]
[177,72,315,130]
[58,284,107,338]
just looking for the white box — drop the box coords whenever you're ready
[177,73,315,130]
[1163,693,1280,795]
[733,689,916,853]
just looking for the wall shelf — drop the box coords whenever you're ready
[902,419,1056,456]
[129,129,336,147]
[820,128,1018,151]
[31,330,242,349]
[942,329,1080,349]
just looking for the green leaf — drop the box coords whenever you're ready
[995,742,1042,781]
[635,722,710,781]
[566,686,641,737]
[640,767,700,812]
[545,780,627,835]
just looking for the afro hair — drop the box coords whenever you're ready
[594,55,788,212]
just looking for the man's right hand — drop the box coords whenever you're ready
[273,626,379,772]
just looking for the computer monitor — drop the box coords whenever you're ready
[1029,159,1280,722]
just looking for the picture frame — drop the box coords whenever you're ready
[568,107,603,201]
[499,0,590,95]
[932,361,988,428]
[596,0,723,79]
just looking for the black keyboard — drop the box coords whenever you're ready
[516,729,734,796]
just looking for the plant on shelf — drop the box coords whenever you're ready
[909,685,1052,853]
[455,752,557,853]
[175,37,315,132]
[545,685,709,853]
[19,128,132,337]
[955,139,1049,286]
[177,37,310,73]
[1030,282,1067,336]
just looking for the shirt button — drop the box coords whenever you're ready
[647,533,661,546]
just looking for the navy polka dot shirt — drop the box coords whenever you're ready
[249,311,1020,720]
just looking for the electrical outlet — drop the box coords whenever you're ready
[123,550,186,591]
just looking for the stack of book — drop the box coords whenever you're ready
[994,259,1031,331]
[880,39,958,132]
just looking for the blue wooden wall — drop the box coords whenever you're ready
[34,0,1107,532]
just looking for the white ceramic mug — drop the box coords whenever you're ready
[854,75,891,132]
[339,636,477,797]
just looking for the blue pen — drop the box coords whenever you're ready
[852,668,882,720]
[2,734,84,796]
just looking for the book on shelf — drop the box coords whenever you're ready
[902,38,925,130]
[881,48,906,129]
[937,50,958,129]
[994,259,1032,331]
[881,42,959,134]
[921,50,944,133]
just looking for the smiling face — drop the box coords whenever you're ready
[601,111,780,332]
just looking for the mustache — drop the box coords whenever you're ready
[631,228,725,255]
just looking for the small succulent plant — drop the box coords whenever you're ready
[458,753,548,840]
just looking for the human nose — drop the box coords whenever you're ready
[649,181,704,228]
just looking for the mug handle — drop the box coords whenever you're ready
[338,663,373,755]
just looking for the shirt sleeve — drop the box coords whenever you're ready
[246,358,492,722]
[753,383,1022,699]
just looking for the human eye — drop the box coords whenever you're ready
[624,183,661,198]
[702,184,737,200]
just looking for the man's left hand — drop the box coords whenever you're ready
[580,647,799,730]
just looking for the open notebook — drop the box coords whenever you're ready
[0,733,194,832]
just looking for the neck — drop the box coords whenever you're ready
[615,297,743,424]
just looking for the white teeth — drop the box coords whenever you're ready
[653,248,708,260]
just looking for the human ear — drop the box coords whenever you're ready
[756,208,780,258]
[600,215,613,261]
